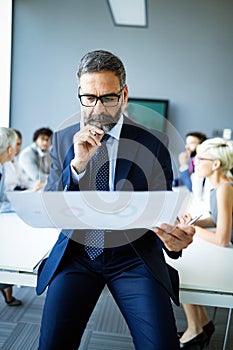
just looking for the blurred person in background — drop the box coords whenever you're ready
[179,137,233,349]
[178,131,211,218]
[4,129,43,191]
[178,131,207,191]
[0,127,22,306]
[19,127,53,186]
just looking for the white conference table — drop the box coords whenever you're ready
[166,235,233,350]
[0,212,59,287]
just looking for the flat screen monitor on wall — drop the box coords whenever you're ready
[126,98,169,132]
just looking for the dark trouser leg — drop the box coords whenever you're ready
[108,263,179,350]
[38,255,105,350]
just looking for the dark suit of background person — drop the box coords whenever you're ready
[36,50,194,350]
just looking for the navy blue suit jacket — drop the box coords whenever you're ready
[36,117,181,305]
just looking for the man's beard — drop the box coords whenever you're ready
[83,107,122,132]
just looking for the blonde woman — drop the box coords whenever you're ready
[179,138,233,349]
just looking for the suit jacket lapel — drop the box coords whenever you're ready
[62,145,74,188]
[114,119,139,191]
[63,119,140,191]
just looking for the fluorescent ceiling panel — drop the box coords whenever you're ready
[108,0,147,27]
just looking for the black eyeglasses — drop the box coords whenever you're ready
[78,88,123,108]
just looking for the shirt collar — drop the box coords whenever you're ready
[106,114,123,141]
[34,143,48,158]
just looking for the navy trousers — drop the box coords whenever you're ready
[38,240,179,350]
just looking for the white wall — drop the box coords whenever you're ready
[0,0,12,127]
[10,0,233,149]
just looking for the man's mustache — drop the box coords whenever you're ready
[87,114,115,125]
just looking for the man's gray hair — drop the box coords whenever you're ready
[77,50,126,88]
[0,127,17,154]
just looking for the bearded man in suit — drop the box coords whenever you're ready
[37,50,195,350]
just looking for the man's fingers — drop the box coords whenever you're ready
[73,125,107,153]
[160,223,195,237]
[152,224,195,251]
[74,131,100,146]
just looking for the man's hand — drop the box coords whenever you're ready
[178,151,190,171]
[178,151,189,167]
[33,181,46,191]
[71,125,104,174]
[180,213,192,225]
[152,223,195,252]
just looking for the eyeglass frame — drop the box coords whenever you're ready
[78,86,124,107]
[194,156,215,162]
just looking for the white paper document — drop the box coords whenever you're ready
[7,191,190,229]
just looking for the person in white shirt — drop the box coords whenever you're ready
[19,127,53,184]
[4,130,42,191]
[0,127,22,306]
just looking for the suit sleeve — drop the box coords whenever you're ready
[45,132,64,191]
[150,135,182,259]
[150,137,173,191]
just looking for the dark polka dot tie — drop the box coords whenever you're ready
[85,134,110,259]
